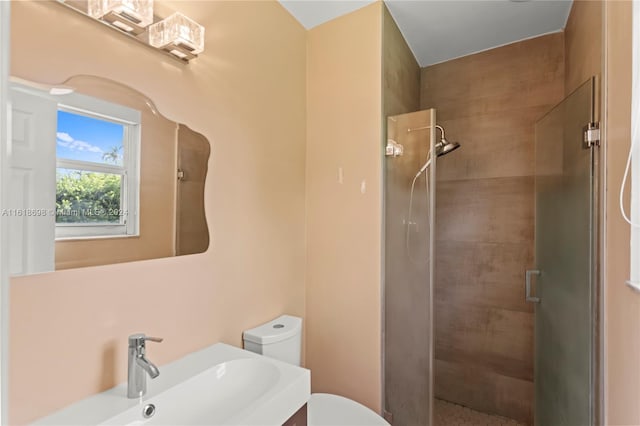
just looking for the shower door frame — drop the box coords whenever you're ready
[427,110,436,426]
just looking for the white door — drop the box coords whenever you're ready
[8,85,56,275]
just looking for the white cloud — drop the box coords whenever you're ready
[56,132,103,154]
[56,132,74,143]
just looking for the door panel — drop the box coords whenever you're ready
[9,86,57,275]
[533,78,595,426]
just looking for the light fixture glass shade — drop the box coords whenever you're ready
[148,12,205,55]
[88,0,154,29]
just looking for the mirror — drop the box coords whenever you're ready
[8,75,210,275]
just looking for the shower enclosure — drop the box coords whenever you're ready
[383,78,599,426]
[384,109,437,425]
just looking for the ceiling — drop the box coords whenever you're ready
[278,0,573,67]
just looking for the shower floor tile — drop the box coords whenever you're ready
[434,399,525,426]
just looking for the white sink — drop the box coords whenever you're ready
[33,343,310,425]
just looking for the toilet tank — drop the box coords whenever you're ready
[243,315,302,366]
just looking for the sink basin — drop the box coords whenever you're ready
[34,343,310,425]
[100,358,280,425]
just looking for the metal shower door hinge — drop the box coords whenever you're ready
[385,139,404,157]
[583,122,600,148]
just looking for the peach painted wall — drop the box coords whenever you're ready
[305,2,383,414]
[9,1,307,424]
[603,2,640,424]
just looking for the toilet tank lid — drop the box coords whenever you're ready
[243,315,302,345]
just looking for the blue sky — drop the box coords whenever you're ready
[56,110,124,165]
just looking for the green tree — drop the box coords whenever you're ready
[56,171,122,223]
[102,146,122,164]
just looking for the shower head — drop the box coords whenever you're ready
[436,138,461,157]
[434,125,461,157]
[414,125,461,178]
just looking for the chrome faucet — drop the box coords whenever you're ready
[127,333,163,398]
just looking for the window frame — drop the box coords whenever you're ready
[55,93,141,240]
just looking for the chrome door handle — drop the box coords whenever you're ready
[525,269,541,303]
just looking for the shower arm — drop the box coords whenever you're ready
[408,124,444,178]
[407,124,446,150]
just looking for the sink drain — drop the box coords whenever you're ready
[143,404,156,419]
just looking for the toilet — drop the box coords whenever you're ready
[243,315,390,426]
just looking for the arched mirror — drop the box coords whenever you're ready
[8,75,210,275]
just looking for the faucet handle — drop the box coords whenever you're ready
[128,333,164,347]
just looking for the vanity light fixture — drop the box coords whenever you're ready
[148,12,205,61]
[57,0,204,63]
[88,0,154,35]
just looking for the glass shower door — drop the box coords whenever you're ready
[532,77,596,426]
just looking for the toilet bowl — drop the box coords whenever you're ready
[243,315,390,426]
[308,394,389,426]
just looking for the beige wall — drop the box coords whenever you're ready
[9,1,307,424]
[54,76,178,269]
[305,2,383,414]
[421,33,565,424]
[603,2,640,424]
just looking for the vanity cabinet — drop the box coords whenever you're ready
[283,403,307,426]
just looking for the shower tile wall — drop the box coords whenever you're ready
[382,5,420,117]
[420,33,565,424]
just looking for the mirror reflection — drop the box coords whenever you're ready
[8,75,210,275]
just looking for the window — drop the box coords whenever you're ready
[55,94,140,239]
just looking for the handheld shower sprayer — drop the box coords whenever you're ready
[415,158,432,178]
[405,124,462,264]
